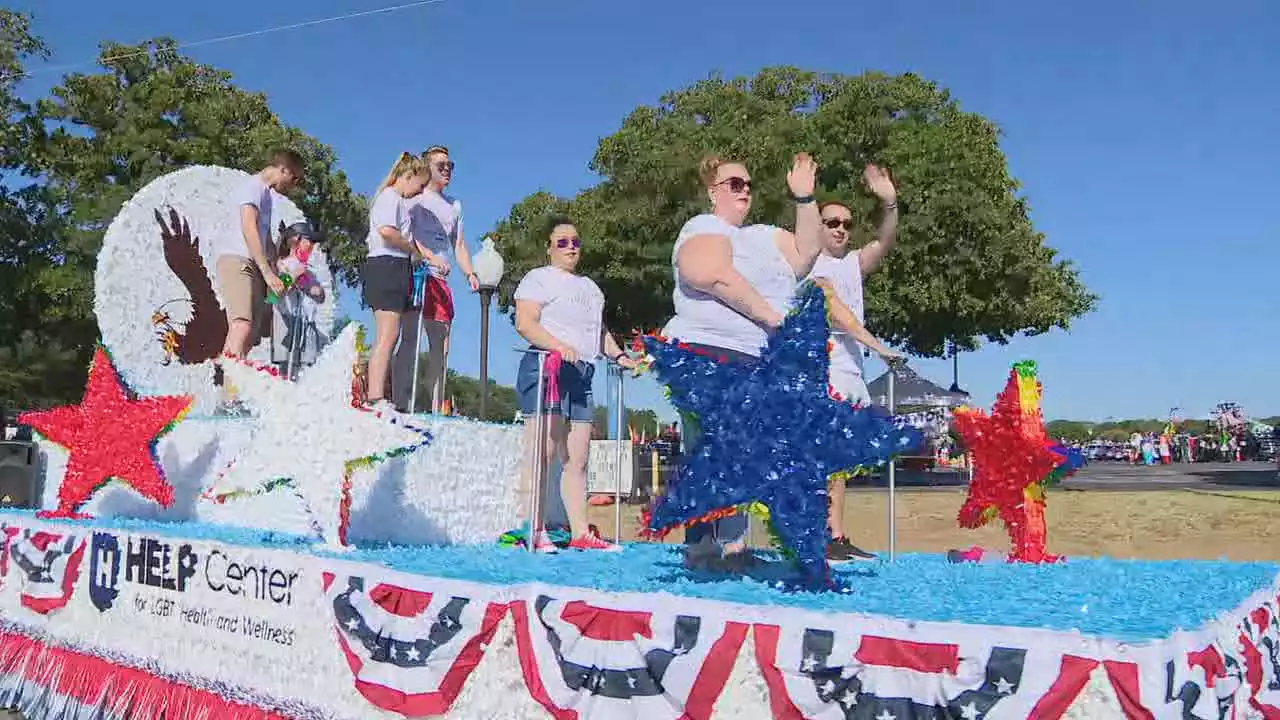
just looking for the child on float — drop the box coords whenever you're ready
[512,215,636,553]
[271,221,326,374]
[362,153,431,411]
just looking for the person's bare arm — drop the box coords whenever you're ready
[856,164,900,275]
[812,278,901,361]
[240,205,282,291]
[774,153,823,277]
[377,225,417,255]
[515,299,577,361]
[454,232,476,277]
[677,233,783,328]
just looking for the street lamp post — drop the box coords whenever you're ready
[472,237,505,421]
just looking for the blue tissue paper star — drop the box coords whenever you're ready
[643,283,923,581]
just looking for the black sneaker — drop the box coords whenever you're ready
[828,536,877,563]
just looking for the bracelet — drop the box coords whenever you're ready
[792,194,815,204]
[884,201,899,211]
[612,352,626,363]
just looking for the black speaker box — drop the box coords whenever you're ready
[0,441,38,509]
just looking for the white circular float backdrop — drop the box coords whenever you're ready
[95,166,336,411]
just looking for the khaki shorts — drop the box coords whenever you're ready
[216,255,266,327]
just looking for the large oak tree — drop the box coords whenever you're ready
[489,67,1096,357]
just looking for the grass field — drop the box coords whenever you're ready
[587,488,1280,561]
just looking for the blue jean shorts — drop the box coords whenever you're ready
[516,350,595,424]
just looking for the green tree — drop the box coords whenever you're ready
[435,370,520,423]
[1044,420,1094,443]
[0,10,82,409]
[34,38,369,286]
[491,68,1095,356]
[591,405,664,440]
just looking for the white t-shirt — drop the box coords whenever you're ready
[366,187,414,259]
[411,190,463,278]
[514,266,605,361]
[662,214,796,357]
[808,251,866,379]
[221,174,274,260]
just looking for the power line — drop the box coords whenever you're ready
[6,0,447,81]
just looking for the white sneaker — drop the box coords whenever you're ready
[532,530,559,554]
[361,399,396,415]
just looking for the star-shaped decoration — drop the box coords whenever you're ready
[875,710,896,720]
[960,700,981,719]
[212,325,430,548]
[21,346,192,519]
[994,677,1015,695]
[952,362,1066,562]
[643,284,921,580]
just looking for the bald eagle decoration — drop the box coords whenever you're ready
[151,207,228,365]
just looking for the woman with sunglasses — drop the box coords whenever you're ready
[807,164,902,564]
[513,216,637,553]
[661,152,825,573]
[391,146,479,413]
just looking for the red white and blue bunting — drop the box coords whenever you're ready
[0,514,1275,719]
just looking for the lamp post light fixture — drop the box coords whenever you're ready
[472,237,505,421]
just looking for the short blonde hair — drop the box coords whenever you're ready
[698,154,726,186]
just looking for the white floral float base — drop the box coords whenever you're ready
[0,512,1276,720]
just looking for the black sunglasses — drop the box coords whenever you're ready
[434,161,455,173]
[555,237,582,249]
[715,177,752,194]
[823,218,854,230]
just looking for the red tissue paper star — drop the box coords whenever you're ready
[951,361,1065,563]
[20,346,192,519]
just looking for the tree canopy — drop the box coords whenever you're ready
[0,15,368,407]
[490,67,1096,357]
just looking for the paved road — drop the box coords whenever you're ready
[840,460,1280,492]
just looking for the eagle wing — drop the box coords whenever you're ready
[155,207,228,364]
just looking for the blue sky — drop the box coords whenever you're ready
[19,0,1279,422]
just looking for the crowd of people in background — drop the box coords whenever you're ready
[1060,427,1278,465]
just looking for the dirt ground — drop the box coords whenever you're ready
[587,488,1280,561]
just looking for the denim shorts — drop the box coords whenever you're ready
[516,350,595,424]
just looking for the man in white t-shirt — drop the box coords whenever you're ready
[806,164,900,563]
[217,148,305,359]
[391,145,479,413]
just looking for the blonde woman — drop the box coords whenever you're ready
[362,153,430,410]
[662,152,821,572]
[391,145,478,413]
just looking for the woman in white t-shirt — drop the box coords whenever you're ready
[662,152,823,573]
[513,216,637,553]
[362,153,430,410]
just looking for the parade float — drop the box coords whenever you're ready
[0,167,1277,719]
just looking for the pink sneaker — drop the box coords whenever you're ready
[569,534,622,553]
[533,530,559,554]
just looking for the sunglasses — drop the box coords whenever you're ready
[823,218,854,230]
[434,161,455,173]
[555,237,582,249]
[715,177,752,194]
